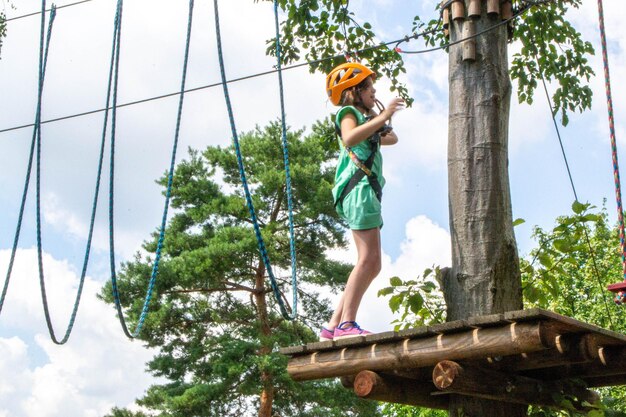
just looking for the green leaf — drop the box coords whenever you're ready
[572,200,587,214]
[389,294,403,312]
[512,218,526,227]
[553,238,571,253]
[407,294,424,314]
[389,276,403,287]
[378,287,394,297]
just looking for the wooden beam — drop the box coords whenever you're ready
[523,345,626,381]
[480,333,599,371]
[432,360,600,412]
[287,322,556,381]
[341,370,448,410]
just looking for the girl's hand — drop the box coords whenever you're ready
[382,98,404,120]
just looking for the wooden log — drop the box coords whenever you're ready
[487,0,500,15]
[287,322,556,381]
[482,333,599,371]
[501,0,513,20]
[524,345,626,381]
[462,20,476,62]
[443,6,450,29]
[347,370,448,410]
[451,0,465,21]
[433,360,600,411]
[468,0,481,18]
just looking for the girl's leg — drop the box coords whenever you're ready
[328,227,381,328]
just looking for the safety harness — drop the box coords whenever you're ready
[334,121,388,208]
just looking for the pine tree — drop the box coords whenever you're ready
[101,120,380,417]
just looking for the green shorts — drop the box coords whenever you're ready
[336,182,383,230]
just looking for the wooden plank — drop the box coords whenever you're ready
[430,319,472,334]
[280,309,626,357]
[466,312,507,328]
[287,322,555,381]
[507,309,626,346]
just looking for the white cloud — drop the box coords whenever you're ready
[0,249,159,417]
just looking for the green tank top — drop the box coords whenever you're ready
[331,106,385,206]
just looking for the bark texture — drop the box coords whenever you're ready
[443,3,524,416]
[443,5,522,321]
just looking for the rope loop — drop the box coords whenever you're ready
[214,0,297,321]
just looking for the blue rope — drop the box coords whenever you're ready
[0,1,53,317]
[273,0,298,318]
[213,0,296,320]
[109,0,195,338]
[33,3,94,346]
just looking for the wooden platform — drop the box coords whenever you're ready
[280,309,626,411]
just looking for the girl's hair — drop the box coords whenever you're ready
[339,76,373,110]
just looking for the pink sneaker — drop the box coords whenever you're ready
[333,321,371,340]
[319,326,335,341]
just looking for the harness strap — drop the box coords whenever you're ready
[335,135,382,208]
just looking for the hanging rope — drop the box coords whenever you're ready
[597,0,626,305]
[32,3,93,345]
[108,0,195,338]
[273,0,298,319]
[0,1,104,345]
[0,1,55,317]
[213,0,296,320]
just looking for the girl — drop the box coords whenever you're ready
[321,62,404,340]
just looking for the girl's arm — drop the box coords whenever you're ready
[340,98,404,147]
[380,129,398,146]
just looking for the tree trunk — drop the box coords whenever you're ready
[442,2,524,416]
[256,259,275,417]
[257,189,284,417]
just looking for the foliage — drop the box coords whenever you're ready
[510,0,594,126]
[380,403,446,417]
[100,120,379,417]
[104,407,150,417]
[521,201,623,330]
[269,0,594,126]
[521,202,626,416]
[1,12,6,57]
[266,0,411,105]
[379,202,626,417]
[378,267,446,330]
[0,1,14,59]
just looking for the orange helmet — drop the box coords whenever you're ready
[325,62,375,106]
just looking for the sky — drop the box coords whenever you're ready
[1,0,625,416]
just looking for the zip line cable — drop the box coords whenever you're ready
[539,70,615,328]
[0,2,549,136]
[0,37,416,135]
[5,0,95,22]
[530,27,615,328]
[394,0,553,54]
